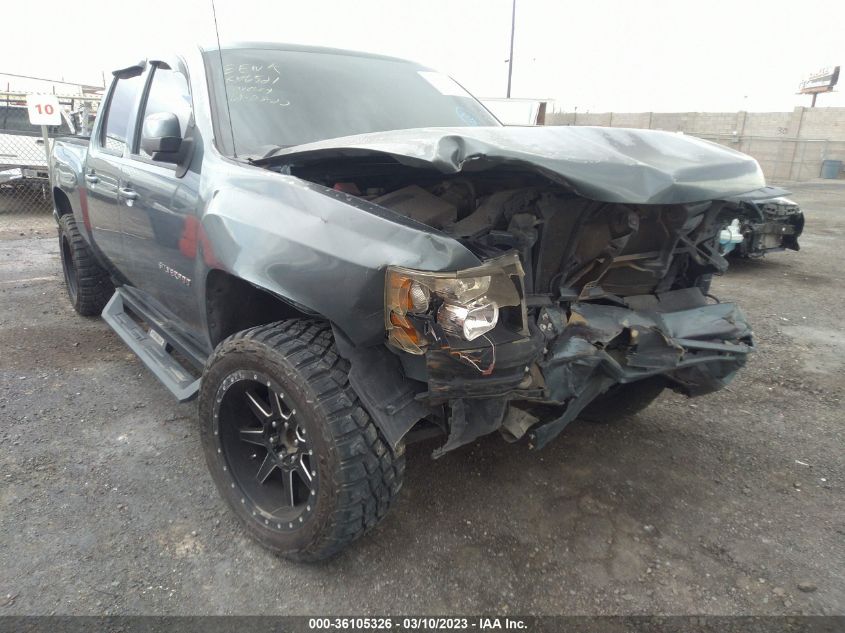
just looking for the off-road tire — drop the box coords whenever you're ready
[58,214,113,316]
[579,377,666,423]
[199,319,405,561]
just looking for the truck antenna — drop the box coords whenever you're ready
[506,0,516,98]
[210,0,237,157]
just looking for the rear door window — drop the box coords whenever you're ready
[100,73,143,155]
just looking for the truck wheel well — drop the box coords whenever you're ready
[54,188,72,216]
[205,270,312,348]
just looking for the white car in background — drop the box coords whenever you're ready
[480,98,550,125]
[0,103,75,184]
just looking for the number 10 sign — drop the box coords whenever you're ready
[26,94,62,126]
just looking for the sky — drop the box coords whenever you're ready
[2,0,843,113]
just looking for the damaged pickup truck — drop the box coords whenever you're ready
[718,188,804,257]
[52,43,761,560]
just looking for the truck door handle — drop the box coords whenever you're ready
[84,173,99,184]
[118,187,138,201]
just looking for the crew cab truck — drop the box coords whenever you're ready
[52,43,781,560]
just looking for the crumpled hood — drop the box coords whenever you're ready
[265,126,766,205]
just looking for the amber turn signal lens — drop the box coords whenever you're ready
[387,276,413,313]
[390,312,423,345]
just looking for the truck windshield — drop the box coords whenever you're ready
[205,47,500,157]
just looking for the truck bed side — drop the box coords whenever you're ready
[50,137,90,233]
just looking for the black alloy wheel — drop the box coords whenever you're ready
[199,320,405,561]
[214,371,318,529]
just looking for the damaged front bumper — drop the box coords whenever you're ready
[417,288,752,453]
[530,293,751,448]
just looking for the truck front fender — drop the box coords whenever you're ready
[200,175,480,347]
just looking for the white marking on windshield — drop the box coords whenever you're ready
[224,63,290,106]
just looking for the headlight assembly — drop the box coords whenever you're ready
[385,252,524,354]
[437,300,499,341]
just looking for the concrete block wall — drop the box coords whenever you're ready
[544,106,845,180]
[798,107,845,140]
[741,112,792,137]
[648,113,688,132]
[571,112,612,126]
[605,112,651,128]
[549,112,575,126]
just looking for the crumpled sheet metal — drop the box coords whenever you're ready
[433,398,509,459]
[532,301,752,449]
[567,302,753,351]
[267,125,766,205]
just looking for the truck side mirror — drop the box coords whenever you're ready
[141,112,182,163]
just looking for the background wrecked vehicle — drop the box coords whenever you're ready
[50,43,768,560]
[720,188,805,257]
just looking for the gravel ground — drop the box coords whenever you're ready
[0,182,843,616]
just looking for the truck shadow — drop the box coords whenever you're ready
[319,407,729,585]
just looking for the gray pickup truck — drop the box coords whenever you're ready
[52,42,779,560]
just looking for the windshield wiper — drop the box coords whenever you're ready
[244,145,295,165]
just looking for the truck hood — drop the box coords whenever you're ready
[261,126,766,205]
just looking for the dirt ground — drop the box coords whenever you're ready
[0,182,842,616]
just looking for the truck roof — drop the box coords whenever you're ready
[112,41,420,76]
[202,42,418,65]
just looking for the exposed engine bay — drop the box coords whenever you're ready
[292,160,730,296]
[281,157,754,454]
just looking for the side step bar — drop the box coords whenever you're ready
[102,291,200,402]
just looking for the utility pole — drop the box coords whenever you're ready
[506,0,516,98]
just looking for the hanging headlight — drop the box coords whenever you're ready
[384,252,524,354]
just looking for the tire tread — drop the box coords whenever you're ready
[58,214,113,316]
[204,319,404,561]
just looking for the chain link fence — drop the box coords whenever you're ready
[1,93,100,235]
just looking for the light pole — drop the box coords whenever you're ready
[506,0,516,98]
